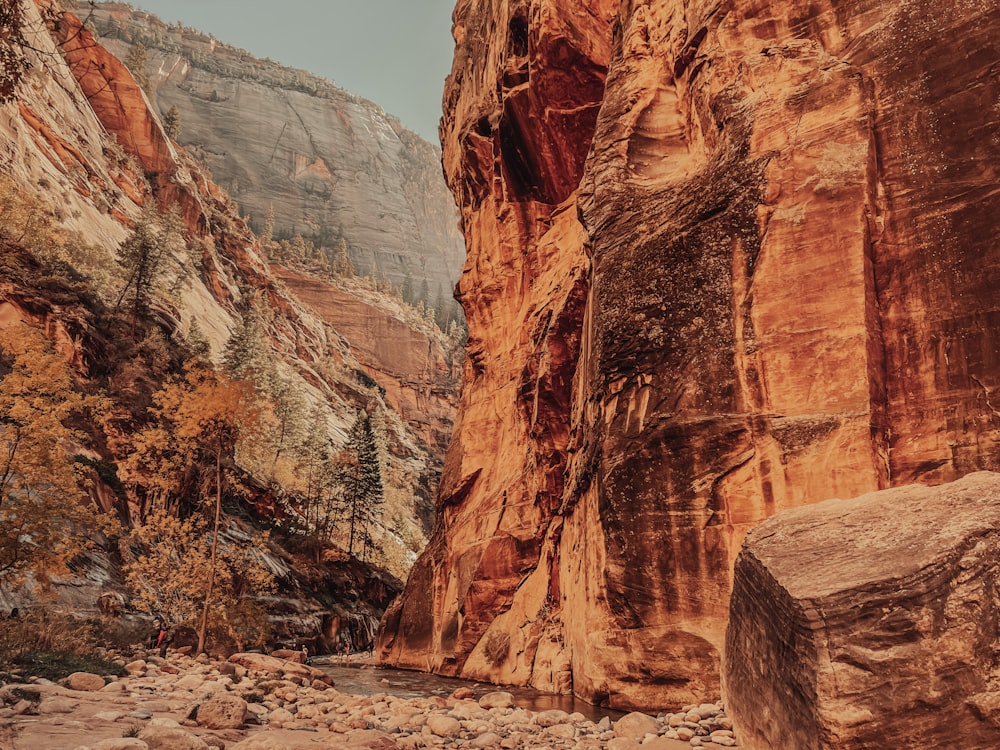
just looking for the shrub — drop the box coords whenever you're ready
[483,630,510,667]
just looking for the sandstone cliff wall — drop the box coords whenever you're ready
[379,0,1000,711]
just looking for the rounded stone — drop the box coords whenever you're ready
[426,713,461,737]
[66,672,106,691]
[614,711,660,740]
[137,726,210,750]
[92,740,149,750]
[196,693,248,730]
[534,708,572,727]
[478,691,515,709]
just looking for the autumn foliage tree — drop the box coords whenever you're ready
[0,325,109,591]
[121,362,262,653]
[123,508,275,650]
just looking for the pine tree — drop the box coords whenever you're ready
[222,303,275,392]
[124,41,150,90]
[401,271,415,305]
[341,409,385,560]
[185,319,211,361]
[294,406,346,562]
[115,211,181,336]
[0,0,30,103]
[434,283,447,329]
[260,204,275,245]
[333,239,354,277]
[163,105,182,140]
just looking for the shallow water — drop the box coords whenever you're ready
[313,660,625,723]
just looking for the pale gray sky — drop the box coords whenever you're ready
[122,0,457,143]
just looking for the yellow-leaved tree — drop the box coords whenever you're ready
[0,325,110,591]
[123,508,275,651]
[121,363,272,653]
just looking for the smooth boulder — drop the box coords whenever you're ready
[724,472,1000,749]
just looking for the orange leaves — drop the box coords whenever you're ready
[0,324,111,590]
[120,362,261,518]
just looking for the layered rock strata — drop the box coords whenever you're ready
[380,0,1000,712]
[724,472,1000,749]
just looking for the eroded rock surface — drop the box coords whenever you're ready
[724,472,1000,749]
[380,0,1000,712]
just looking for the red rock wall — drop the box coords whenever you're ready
[380,0,1000,711]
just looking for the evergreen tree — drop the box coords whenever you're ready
[401,271,415,305]
[124,41,149,90]
[341,409,385,560]
[0,1,30,103]
[434,283,447,329]
[163,105,182,140]
[293,406,346,562]
[333,239,354,277]
[260,204,275,245]
[222,302,275,391]
[115,210,183,335]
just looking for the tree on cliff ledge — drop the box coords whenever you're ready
[0,0,30,104]
[341,408,386,561]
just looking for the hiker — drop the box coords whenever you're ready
[156,622,171,658]
[148,619,163,649]
[339,636,352,666]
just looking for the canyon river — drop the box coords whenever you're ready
[313,660,626,723]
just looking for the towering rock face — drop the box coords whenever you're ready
[379,0,1000,711]
[87,3,465,296]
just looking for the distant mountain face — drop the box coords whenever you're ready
[87,2,465,300]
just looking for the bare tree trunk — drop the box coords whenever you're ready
[197,441,223,655]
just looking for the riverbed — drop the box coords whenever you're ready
[313,658,626,723]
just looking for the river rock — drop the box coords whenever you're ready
[196,693,247,729]
[614,711,660,740]
[124,660,147,676]
[227,734,319,750]
[534,709,573,727]
[479,691,515,709]
[66,672,106,691]
[92,740,149,750]
[425,713,462,737]
[267,707,295,726]
[227,652,330,684]
[724,472,1000,749]
[38,697,78,714]
[137,726,210,750]
[270,649,306,664]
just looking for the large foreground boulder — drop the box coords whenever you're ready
[723,472,1000,749]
